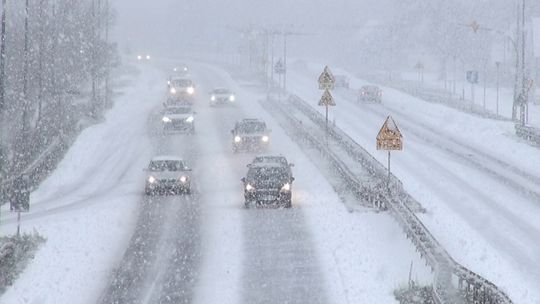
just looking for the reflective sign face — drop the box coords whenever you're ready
[376,116,403,150]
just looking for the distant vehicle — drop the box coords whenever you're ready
[242,160,294,208]
[209,88,235,106]
[161,105,196,134]
[145,156,192,195]
[231,119,271,153]
[358,85,382,103]
[334,75,350,89]
[250,155,293,167]
[168,78,196,104]
[172,65,189,76]
[137,54,151,61]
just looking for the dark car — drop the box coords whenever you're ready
[358,85,382,103]
[145,156,192,195]
[241,161,294,208]
[231,119,271,153]
[161,105,195,134]
[251,155,293,167]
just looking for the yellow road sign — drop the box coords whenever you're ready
[318,89,336,106]
[318,66,335,90]
[376,116,403,150]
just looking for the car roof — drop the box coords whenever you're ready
[254,154,287,161]
[151,155,184,162]
[213,87,230,91]
[249,162,287,169]
[239,118,265,123]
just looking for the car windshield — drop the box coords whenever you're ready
[236,122,266,133]
[148,160,184,171]
[252,156,287,165]
[213,89,230,94]
[164,107,191,114]
[362,86,379,93]
[171,79,192,87]
[247,166,289,182]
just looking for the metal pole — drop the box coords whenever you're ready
[496,62,500,116]
[387,151,391,183]
[16,210,20,237]
[325,105,328,133]
[283,34,287,92]
[0,0,7,111]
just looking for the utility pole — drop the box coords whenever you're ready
[104,0,110,108]
[0,0,7,111]
[20,0,30,170]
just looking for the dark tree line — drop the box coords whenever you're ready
[0,0,118,179]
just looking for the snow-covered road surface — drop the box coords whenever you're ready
[1,60,433,304]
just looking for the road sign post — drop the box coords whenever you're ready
[318,66,336,136]
[275,58,285,100]
[376,116,403,186]
[318,89,336,132]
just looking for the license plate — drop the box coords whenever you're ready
[260,195,276,201]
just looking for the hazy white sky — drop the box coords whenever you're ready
[111,0,376,57]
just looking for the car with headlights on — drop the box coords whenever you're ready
[231,119,271,153]
[167,78,196,104]
[145,156,192,195]
[209,88,235,106]
[358,85,382,103]
[172,65,189,76]
[161,105,196,134]
[241,160,294,208]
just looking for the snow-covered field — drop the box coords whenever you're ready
[285,59,540,304]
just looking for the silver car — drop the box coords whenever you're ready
[145,156,192,195]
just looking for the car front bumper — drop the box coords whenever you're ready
[245,190,291,204]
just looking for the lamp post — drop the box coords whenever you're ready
[495,61,501,116]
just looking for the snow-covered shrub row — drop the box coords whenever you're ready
[0,232,45,294]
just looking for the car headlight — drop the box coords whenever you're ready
[281,183,291,192]
[261,135,269,142]
[137,55,142,60]
[187,87,195,94]
[173,68,178,72]
[170,87,177,94]
[146,55,151,60]
[234,136,242,143]
[179,176,187,183]
[183,67,188,71]
[211,95,216,101]
[229,95,235,102]
[185,116,194,123]
[245,184,254,191]
[162,116,171,123]
[148,176,156,184]
[167,80,171,85]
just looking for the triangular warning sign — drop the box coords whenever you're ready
[376,116,403,150]
[318,66,335,90]
[318,89,336,106]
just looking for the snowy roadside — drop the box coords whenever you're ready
[0,62,165,304]
[284,59,540,304]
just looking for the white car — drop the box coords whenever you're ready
[137,54,151,61]
[168,78,196,104]
[210,88,235,106]
[161,105,196,134]
[145,156,192,195]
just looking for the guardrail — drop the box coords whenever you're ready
[265,93,513,304]
[515,124,540,145]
